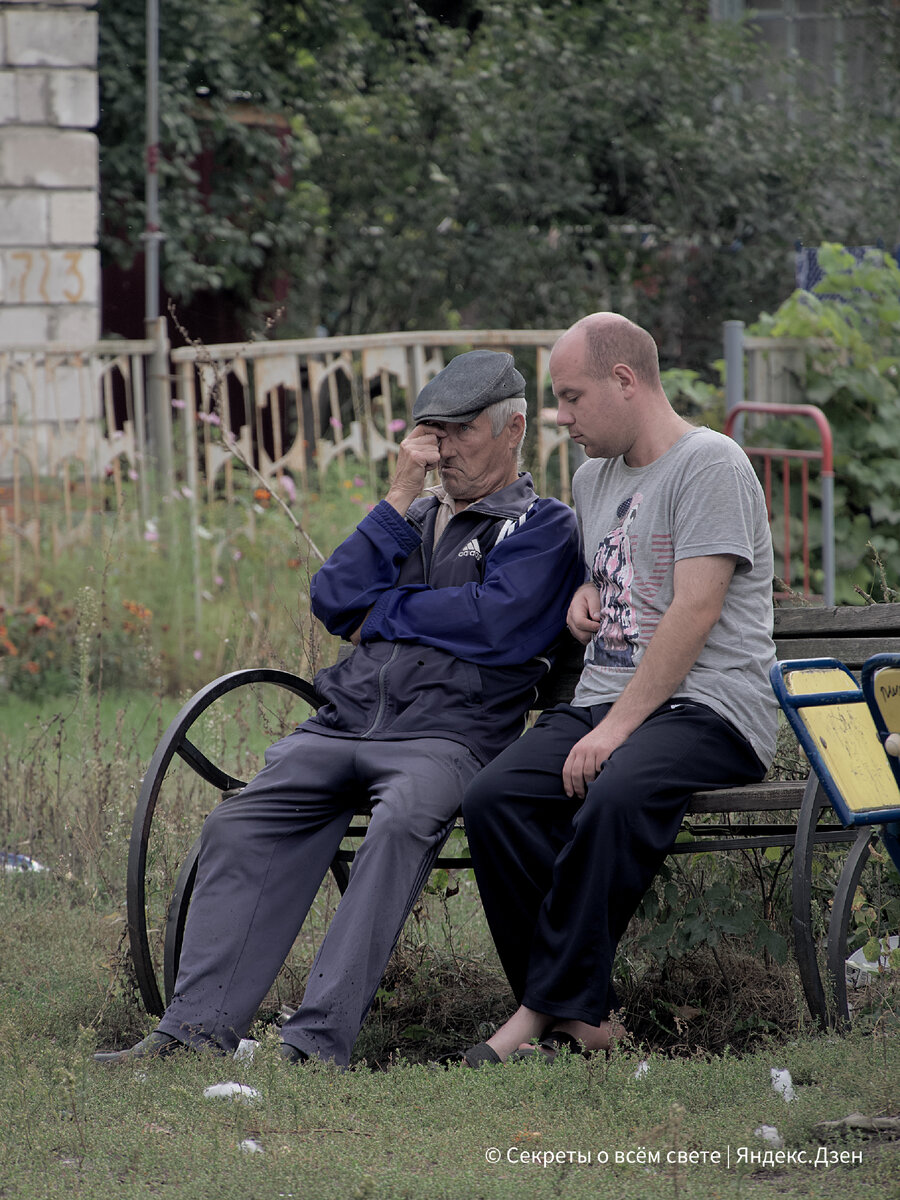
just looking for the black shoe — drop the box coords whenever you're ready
[278,1042,309,1065]
[93,1031,185,1064]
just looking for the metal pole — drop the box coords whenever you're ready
[145,0,160,326]
[724,320,745,443]
[821,473,835,607]
[144,0,173,496]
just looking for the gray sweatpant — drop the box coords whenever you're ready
[157,727,480,1065]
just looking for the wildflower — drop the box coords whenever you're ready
[33,614,55,631]
[128,470,139,482]
[24,661,40,674]
[329,416,343,431]
[279,475,297,504]
[388,418,407,433]
[171,398,187,410]
[198,411,221,426]
[232,550,242,562]
[193,650,202,661]
[287,558,301,569]
[181,486,194,499]
[214,575,224,587]
[123,600,152,621]
[254,488,271,507]
[353,475,365,487]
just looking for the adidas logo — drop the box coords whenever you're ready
[457,538,482,559]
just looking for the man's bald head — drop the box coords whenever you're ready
[562,313,661,387]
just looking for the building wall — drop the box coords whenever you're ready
[0,0,99,346]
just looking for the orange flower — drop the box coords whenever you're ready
[33,614,55,631]
[24,661,40,674]
[123,600,152,621]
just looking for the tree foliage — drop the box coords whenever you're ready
[98,0,900,367]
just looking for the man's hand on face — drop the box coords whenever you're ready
[385,425,441,516]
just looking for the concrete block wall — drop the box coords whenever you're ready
[0,1,100,346]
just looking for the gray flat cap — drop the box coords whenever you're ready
[413,349,526,423]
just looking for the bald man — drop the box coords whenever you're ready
[460,314,778,1067]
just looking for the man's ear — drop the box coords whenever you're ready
[508,411,527,448]
[613,363,637,393]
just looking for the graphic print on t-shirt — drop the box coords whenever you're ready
[585,493,644,670]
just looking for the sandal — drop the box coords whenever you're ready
[459,1042,503,1068]
[507,1031,591,1064]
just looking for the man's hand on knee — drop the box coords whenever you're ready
[563,726,619,799]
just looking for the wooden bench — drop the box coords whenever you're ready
[126,601,900,1029]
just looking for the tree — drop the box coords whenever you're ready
[98,0,900,368]
[98,0,325,330]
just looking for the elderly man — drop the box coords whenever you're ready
[95,349,582,1068]
[460,314,778,1066]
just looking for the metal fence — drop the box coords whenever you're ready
[1,322,835,608]
[0,335,158,602]
[168,328,573,504]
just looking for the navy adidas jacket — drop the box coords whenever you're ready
[307,473,583,764]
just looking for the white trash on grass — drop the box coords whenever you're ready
[234,1039,257,1062]
[203,1082,260,1103]
[845,936,900,987]
[754,1125,784,1148]
[771,1067,795,1102]
[3,852,46,872]
[239,1138,265,1154]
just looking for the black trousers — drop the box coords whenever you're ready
[462,701,765,1026]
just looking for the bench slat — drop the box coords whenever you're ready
[774,637,900,667]
[687,781,807,812]
[773,603,900,637]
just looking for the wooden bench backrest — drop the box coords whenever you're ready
[535,602,900,711]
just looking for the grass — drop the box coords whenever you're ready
[2,873,900,1200]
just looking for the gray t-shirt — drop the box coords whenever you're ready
[572,426,778,768]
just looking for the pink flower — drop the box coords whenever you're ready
[171,399,186,410]
[388,418,407,433]
[279,475,297,503]
[214,575,224,587]
[198,411,221,426]
[144,529,159,543]
[353,475,365,487]
[329,416,343,431]
[193,649,202,660]
[128,470,139,481]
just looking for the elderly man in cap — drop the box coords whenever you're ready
[95,349,582,1068]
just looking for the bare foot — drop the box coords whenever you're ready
[517,1016,628,1058]
[484,1005,553,1062]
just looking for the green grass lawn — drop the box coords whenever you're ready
[2,872,899,1200]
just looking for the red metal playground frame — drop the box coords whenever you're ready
[724,402,835,606]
